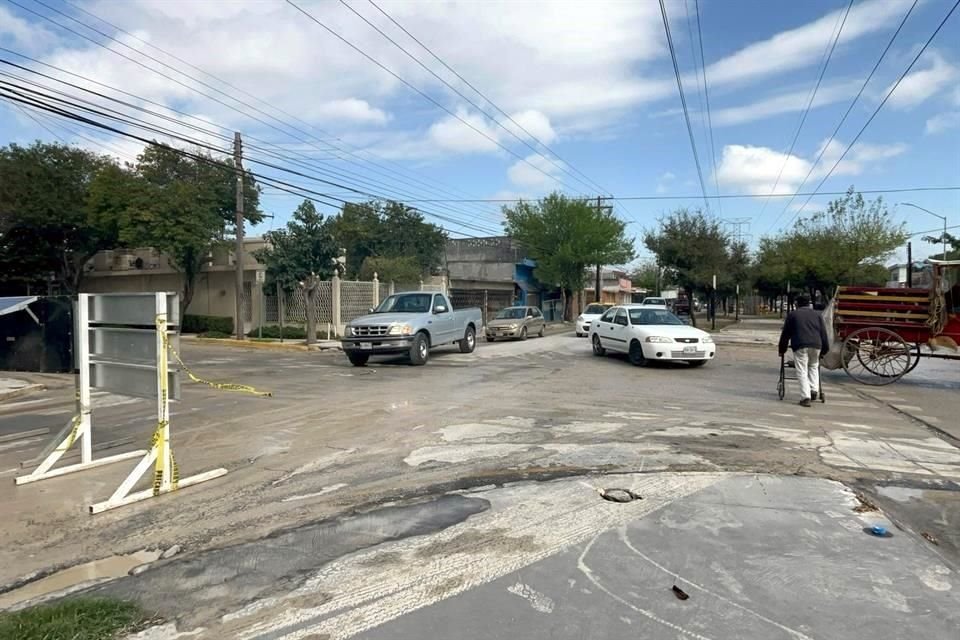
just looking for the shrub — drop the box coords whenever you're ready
[182,314,233,335]
[200,330,232,339]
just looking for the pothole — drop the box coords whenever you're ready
[599,488,642,503]
[0,549,162,610]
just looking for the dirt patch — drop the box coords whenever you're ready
[416,528,540,559]
[426,575,465,599]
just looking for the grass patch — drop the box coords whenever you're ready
[0,597,157,640]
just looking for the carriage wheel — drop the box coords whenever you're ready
[841,328,912,386]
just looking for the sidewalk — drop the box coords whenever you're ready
[711,316,782,346]
[0,377,45,402]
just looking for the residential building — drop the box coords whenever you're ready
[80,238,268,334]
[887,262,933,288]
[583,268,633,305]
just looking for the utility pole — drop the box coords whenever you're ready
[906,242,913,288]
[595,196,602,303]
[233,132,245,341]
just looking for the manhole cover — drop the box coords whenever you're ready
[599,488,642,503]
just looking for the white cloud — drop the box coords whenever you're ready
[697,0,914,88]
[925,112,960,134]
[499,109,557,145]
[886,53,958,109]
[711,81,857,126]
[507,154,563,188]
[427,108,501,154]
[715,138,906,195]
[303,99,390,125]
[655,171,676,194]
[0,5,57,53]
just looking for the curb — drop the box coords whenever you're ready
[181,336,342,353]
[0,382,45,403]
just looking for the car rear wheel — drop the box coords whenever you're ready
[592,334,606,356]
[520,327,528,341]
[628,340,647,367]
[459,326,476,353]
[409,333,429,366]
[538,324,545,337]
[347,353,369,367]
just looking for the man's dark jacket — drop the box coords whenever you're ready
[778,307,830,355]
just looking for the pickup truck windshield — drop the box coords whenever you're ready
[496,308,526,319]
[374,293,433,313]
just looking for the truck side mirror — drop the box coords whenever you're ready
[434,304,447,314]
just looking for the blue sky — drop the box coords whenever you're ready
[1,0,958,264]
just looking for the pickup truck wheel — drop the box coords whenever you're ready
[409,333,429,366]
[459,326,476,353]
[347,352,369,367]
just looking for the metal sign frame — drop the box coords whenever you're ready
[15,294,146,485]
[89,293,227,513]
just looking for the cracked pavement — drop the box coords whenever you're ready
[0,331,958,637]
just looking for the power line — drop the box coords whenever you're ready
[693,0,722,216]
[0,82,502,236]
[362,0,612,198]
[386,186,960,203]
[659,0,710,213]
[758,0,853,221]
[59,0,503,217]
[785,0,960,229]
[14,0,506,223]
[0,51,507,229]
[285,0,585,195]
[770,0,919,230]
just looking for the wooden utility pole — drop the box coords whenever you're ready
[233,132,245,341]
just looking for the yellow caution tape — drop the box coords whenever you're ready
[149,421,180,496]
[158,318,272,397]
[59,391,88,452]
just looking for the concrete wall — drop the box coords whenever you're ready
[446,237,524,285]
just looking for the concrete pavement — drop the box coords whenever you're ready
[0,331,957,637]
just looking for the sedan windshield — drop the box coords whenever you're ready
[373,294,432,313]
[629,308,684,325]
[496,307,526,319]
[583,304,609,315]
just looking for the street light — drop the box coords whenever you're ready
[898,202,948,261]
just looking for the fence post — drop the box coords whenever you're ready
[332,272,342,337]
[419,277,424,291]
[483,289,488,325]
[389,280,395,296]
[372,272,380,307]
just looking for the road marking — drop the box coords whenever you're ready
[281,484,348,503]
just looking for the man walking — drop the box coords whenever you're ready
[778,294,830,407]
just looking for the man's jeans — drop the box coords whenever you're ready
[793,348,821,400]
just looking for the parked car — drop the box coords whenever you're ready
[590,304,715,367]
[486,306,545,341]
[640,297,668,308]
[342,292,482,366]
[576,303,613,337]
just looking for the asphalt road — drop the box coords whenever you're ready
[0,332,958,637]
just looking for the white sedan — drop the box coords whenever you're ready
[575,302,613,337]
[590,305,715,367]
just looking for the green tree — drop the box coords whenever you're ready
[754,189,907,299]
[330,201,446,280]
[629,260,661,293]
[503,192,634,319]
[255,200,338,343]
[359,256,422,283]
[90,144,262,316]
[0,142,117,294]
[922,232,960,261]
[643,209,730,326]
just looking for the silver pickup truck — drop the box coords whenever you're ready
[342,292,483,366]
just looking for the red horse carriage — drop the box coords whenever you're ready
[834,260,960,385]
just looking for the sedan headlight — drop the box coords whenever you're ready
[509,324,519,330]
[387,324,414,336]
[577,315,584,322]
[644,336,673,343]
[701,336,714,344]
